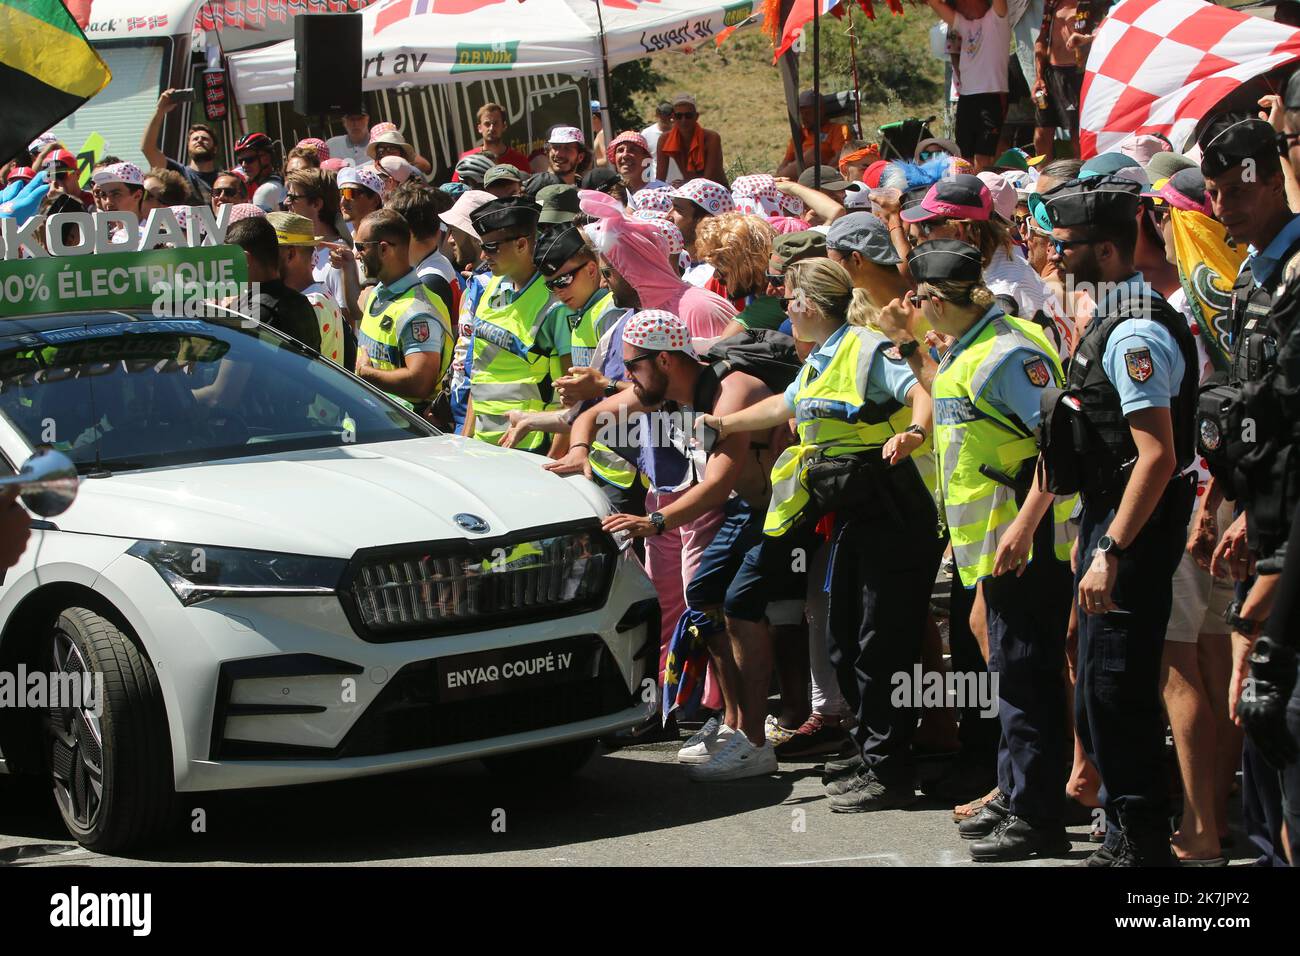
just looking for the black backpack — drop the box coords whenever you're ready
[696,328,802,410]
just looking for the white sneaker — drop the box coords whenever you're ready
[686,732,778,781]
[677,719,734,765]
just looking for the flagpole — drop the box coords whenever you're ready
[813,0,821,189]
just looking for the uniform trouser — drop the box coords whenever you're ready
[1075,475,1195,857]
[826,464,944,787]
[982,511,1073,828]
[949,565,1000,762]
[1264,498,1300,864]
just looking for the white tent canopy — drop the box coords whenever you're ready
[227,0,761,104]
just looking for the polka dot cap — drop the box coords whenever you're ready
[632,207,669,222]
[673,178,735,216]
[296,137,330,160]
[778,191,805,218]
[645,217,684,257]
[623,309,696,356]
[632,187,674,215]
[731,174,782,218]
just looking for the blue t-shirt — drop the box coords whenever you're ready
[784,323,917,410]
[946,307,1053,429]
[1249,213,1300,288]
[1093,273,1185,415]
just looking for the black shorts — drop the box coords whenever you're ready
[1035,65,1082,132]
[955,92,1008,159]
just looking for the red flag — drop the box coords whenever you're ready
[1079,0,1300,157]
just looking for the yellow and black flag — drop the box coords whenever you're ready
[0,0,111,164]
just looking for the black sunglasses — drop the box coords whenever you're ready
[674,111,697,120]
[600,265,615,279]
[765,273,785,287]
[481,233,527,253]
[544,264,586,290]
[212,187,241,198]
[1278,131,1300,155]
[908,291,928,308]
[624,351,656,368]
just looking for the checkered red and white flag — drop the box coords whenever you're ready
[1079,0,1300,158]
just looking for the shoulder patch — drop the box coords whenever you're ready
[411,319,430,343]
[1022,355,1051,387]
[1124,347,1153,383]
[883,345,903,361]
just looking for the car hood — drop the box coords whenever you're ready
[55,436,604,557]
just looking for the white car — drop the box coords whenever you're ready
[0,310,658,852]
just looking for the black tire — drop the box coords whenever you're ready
[43,607,175,853]
[481,737,597,779]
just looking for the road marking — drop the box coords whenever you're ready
[780,852,905,866]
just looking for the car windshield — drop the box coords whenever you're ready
[0,314,435,474]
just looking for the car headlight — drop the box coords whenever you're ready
[128,540,347,606]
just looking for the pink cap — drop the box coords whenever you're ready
[977,171,1017,222]
[226,203,266,222]
[369,121,398,140]
[440,189,497,239]
[296,137,330,160]
[1117,132,1171,167]
[901,174,992,223]
[548,125,585,146]
[320,157,352,172]
[606,130,650,166]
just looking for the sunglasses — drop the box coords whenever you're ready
[283,193,305,204]
[907,291,928,308]
[213,187,241,198]
[544,264,586,290]
[481,233,527,254]
[339,186,375,201]
[917,218,951,236]
[235,153,261,166]
[765,273,785,287]
[1052,236,1096,255]
[624,351,656,368]
[600,265,615,279]
[673,111,697,120]
[1278,131,1300,155]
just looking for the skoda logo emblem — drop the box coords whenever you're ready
[454,513,491,534]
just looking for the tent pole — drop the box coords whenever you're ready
[593,0,617,134]
[813,0,821,189]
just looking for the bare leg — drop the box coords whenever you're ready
[914,612,960,752]
[1198,631,1243,841]
[727,616,775,746]
[1033,126,1055,160]
[1162,640,1221,859]
[1065,598,1101,805]
[771,620,811,729]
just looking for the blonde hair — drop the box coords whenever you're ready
[920,278,996,311]
[783,256,879,328]
[696,213,774,298]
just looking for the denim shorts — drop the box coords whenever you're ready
[685,497,763,610]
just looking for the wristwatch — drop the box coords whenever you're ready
[603,380,619,398]
[897,339,920,359]
[905,423,927,441]
[648,512,667,535]
[1224,599,1265,637]
[1096,534,1127,559]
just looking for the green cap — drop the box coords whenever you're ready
[993,149,1029,172]
[770,230,827,272]
[537,184,581,224]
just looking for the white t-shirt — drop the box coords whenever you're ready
[642,122,683,184]
[303,282,346,365]
[953,8,1011,95]
[325,134,372,167]
[682,261,715,288]
[986,246,1075,360]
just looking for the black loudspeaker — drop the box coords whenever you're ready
[294,13,363,116]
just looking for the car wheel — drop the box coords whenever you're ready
[481,738,597,779]
[43,607,175,853]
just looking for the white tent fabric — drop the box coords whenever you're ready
[227,0,761,104]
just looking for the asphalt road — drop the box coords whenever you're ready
[0,739,1256,867]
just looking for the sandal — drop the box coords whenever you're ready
[952,786,999,822]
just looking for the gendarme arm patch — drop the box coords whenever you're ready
[1124,347,1153,383]
[1022,355,1051,387]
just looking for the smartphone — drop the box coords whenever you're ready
[171,88,195,97]
[695,419,720,454]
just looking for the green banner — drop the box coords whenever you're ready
[450,41,520,74]
[0,245,249,318]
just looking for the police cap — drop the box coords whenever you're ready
[470,196,540,237]
[533,225,588,276]
[1039,175,1141,231]
[907,239,983,284]
[1198,117,1276,178]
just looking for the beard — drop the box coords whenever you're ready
[631,368,667,407]
[191,146,215,162]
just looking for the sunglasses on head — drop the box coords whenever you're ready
[481,233,526,253]
[544,264,586,290]
[674,111,697,120]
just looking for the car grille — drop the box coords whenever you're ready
[340,520,618,641]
